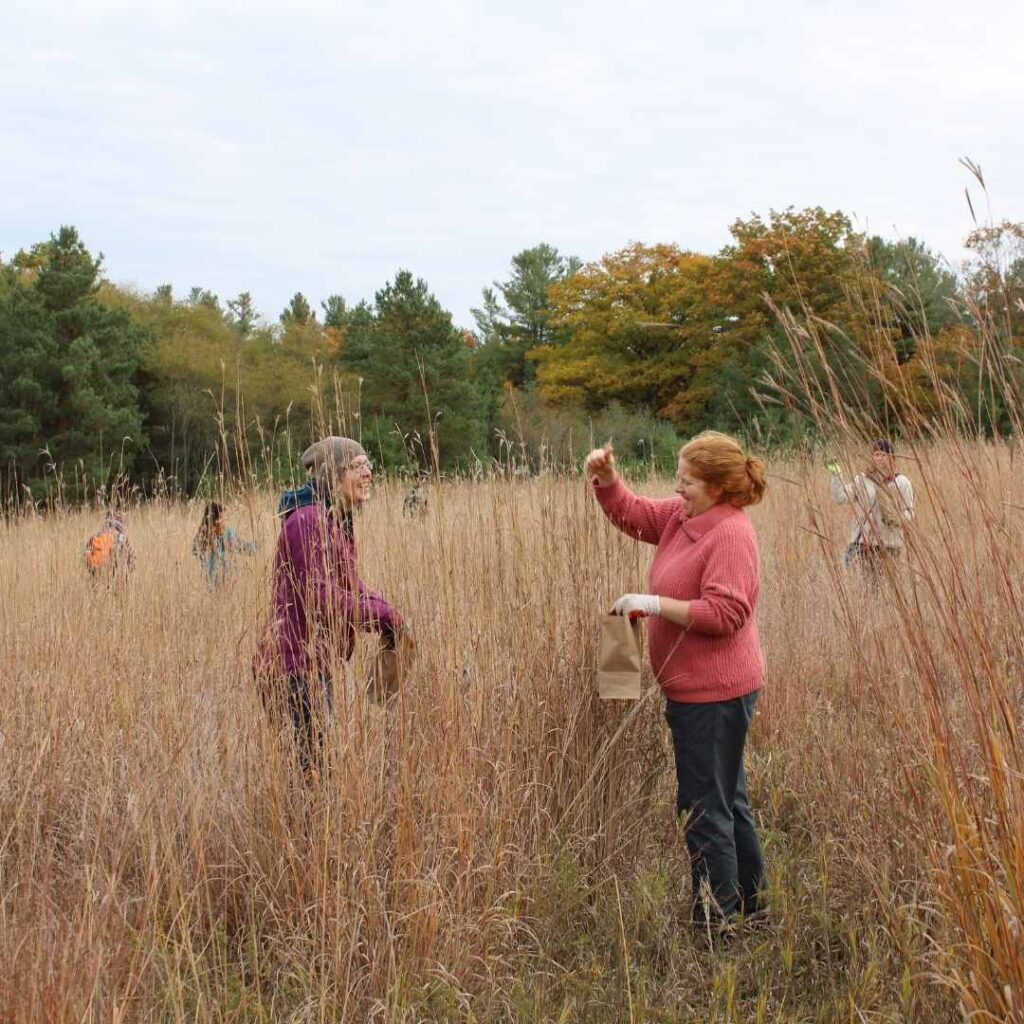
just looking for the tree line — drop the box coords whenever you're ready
[2,210,1022,500]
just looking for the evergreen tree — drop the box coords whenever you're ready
[321,294,347,329]
[342,271,483,467]
[280,292,315,326]
[0,227,146,496]
[471,243,580,388]
[226,291,259,336]
[867,236,959,362]
[187,287,220,310]
[35,225,102,312]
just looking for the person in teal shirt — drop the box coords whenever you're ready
[192,501,256,585]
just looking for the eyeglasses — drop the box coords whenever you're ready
[347,457,373,474]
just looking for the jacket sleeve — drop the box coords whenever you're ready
[832,474,876,526]
[896,476,915,522]
[290,514,403,636]
[226,528,258,555]
[830,474,857,506]
[686,526,759,637]
[355,578,403,637]
[593,477,681,546]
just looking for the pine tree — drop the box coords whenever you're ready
[342,271,483,467]
[0,227,146,496]
[280,292,315,326]
[187,287,220,310]
[471,243,580,388]
[321,294,347,329]
[227,291,259,336]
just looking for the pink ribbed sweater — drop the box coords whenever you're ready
[595,477,765,704]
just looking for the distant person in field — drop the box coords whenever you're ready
[586,432,767,935]
[402,480,428,518]
[828,438,914,576]
[192,501,256,585]
[255,437,404,774]
[84,510,135,580]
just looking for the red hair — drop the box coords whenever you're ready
[679,431,766,508]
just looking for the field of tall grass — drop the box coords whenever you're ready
[1,427,1022,1021]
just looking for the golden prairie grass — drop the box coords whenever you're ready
[1,439,1021,1022]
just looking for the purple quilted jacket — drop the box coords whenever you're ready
[256,501,401,678]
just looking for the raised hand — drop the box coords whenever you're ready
[584,444,617,487]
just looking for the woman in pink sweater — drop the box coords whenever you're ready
[586,431,767,931]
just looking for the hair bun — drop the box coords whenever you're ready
[743,455,767,506]
[679,431,767,508]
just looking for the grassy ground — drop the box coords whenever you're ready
[0,443,1019,1021]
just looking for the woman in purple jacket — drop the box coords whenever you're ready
[257,436,403,772]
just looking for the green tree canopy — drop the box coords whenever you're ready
[106,282,336,491]
[866,236,959,363]
[226,291,260,336]
[342,270,483,467]
[0,227,146,497]
[280,292,315,327]
[472,243,581,390]
[187,287,220,310]
[321,294,347,329]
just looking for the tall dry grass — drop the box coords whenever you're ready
[5,183,1024,1019]
[1,435,1020,1021]
[761,191,1024,1020]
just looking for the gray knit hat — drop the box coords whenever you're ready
[301,436,367,478]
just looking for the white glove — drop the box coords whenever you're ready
[610,593,661,620]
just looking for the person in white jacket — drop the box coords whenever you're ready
[829,439,914,574]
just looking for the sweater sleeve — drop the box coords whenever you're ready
[686,525,759,637]
[593,477,681,546]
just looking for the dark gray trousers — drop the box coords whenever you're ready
[664,690,764,923]
[287,673,333,773]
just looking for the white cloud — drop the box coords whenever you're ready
[2,0,1022,325]
[27,47,76,63]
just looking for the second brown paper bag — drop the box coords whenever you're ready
[366,634,416,704]
[597,614,642,700]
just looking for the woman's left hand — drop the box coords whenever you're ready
[610,593,661,620]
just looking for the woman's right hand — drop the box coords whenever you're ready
[585,445,617,487]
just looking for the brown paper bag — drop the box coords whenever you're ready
[597,615,642,700]
[367,634,416,704]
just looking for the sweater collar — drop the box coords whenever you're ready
[680,501,738,541]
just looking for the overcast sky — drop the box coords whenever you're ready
[3,0,1022,329]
